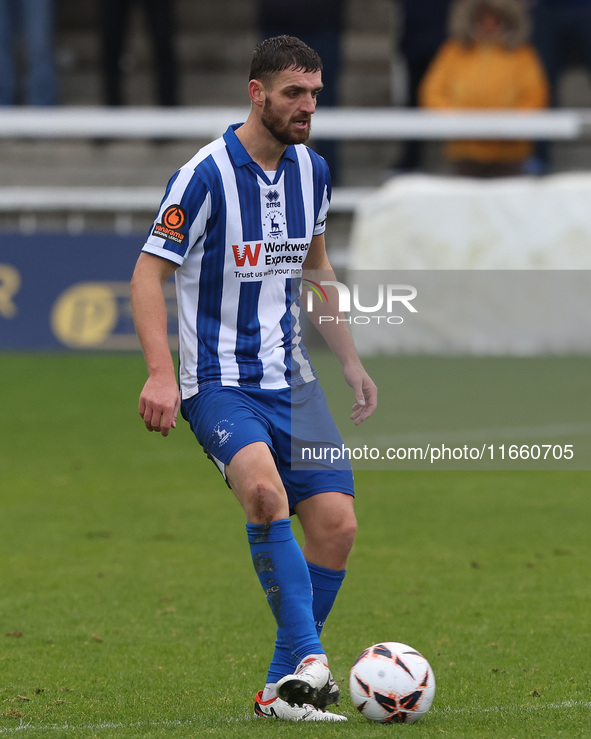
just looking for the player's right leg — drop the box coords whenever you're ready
[227,442,328,665]
[225,440,288,522]
[263,381,356,712]
[227,442,342,714]
[180,388,340,714]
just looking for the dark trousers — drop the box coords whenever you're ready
[530,5,591,165]
[395,56,434,171]
[100,0,178,106]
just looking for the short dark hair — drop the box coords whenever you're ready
[249,35,323,85]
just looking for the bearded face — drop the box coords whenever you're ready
[258,68,322,146]
[261,96,312,145]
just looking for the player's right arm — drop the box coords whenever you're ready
[130,252,180,437]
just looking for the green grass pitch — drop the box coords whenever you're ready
[1,352,590,737]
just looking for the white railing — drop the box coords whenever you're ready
[0,185,374,238]
[0,106,586,140]
[1,107,590,229]
[0,185,374,213]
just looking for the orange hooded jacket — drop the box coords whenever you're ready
[419,0,549,163]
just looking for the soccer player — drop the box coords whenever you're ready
[130,35,377,722]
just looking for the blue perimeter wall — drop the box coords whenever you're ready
[0,232,177,351]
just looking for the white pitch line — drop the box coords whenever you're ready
[1,702,589,733]
[0,718,202,735]
[431,699,591,716]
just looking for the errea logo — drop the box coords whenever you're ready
[265,190,281,209]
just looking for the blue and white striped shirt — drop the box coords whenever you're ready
[142,124,331,399]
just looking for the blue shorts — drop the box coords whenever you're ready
[180,381,354,510]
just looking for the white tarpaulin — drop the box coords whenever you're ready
[347,174,591,354]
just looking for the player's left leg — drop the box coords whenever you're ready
[299,492,356,666]
[264,493,355,677]
[260,492,355,682]
[295,490,357,571]
[271,493,355,710]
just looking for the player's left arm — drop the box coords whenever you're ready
[303,234,377,425]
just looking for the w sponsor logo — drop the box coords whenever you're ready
[232,243,261,267]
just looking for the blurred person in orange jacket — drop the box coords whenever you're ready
[419,0,549,176]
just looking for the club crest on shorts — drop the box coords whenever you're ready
[212,419,233,447]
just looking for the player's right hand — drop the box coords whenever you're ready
[138,376,181,437]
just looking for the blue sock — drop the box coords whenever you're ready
[266,640,296,685]
[308,562,347,635]
[264,560,347,684]
[246,519,323,677]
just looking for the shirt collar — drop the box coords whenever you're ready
[223,123,297,167]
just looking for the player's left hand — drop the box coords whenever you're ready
[344,363,377,425]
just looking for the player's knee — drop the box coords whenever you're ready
[243,481,288,524]
[322,512,358,556]
[337,514,358,553]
